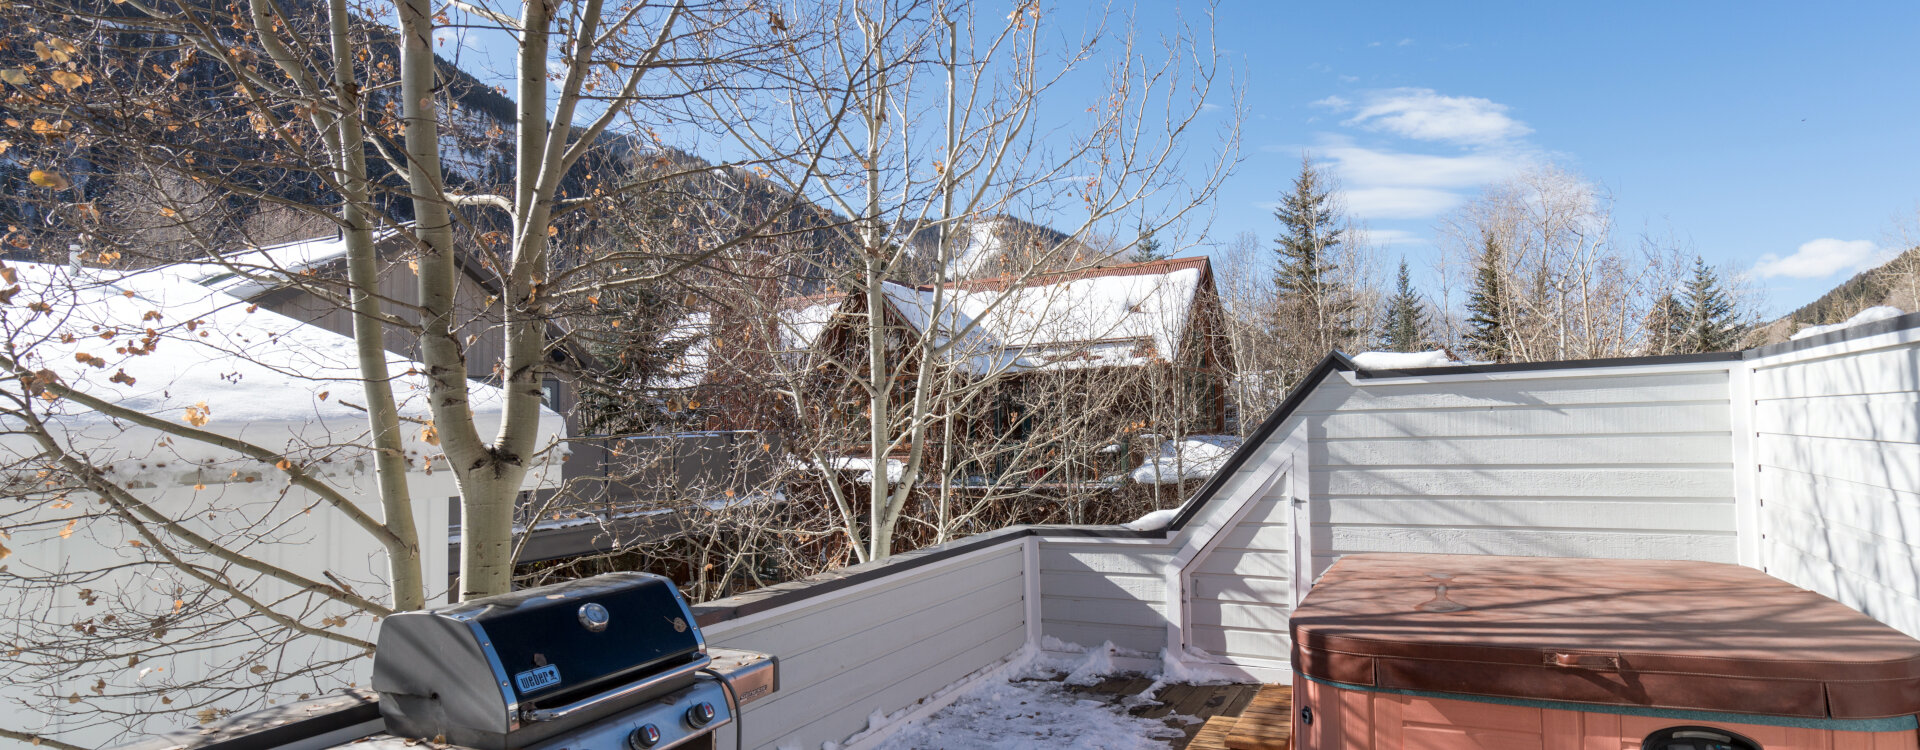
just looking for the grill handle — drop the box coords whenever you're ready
[521,654,713,723]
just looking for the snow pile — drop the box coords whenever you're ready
[1130,434,1241,485]
[1790,306,1907,341]
[1160,646,1243,686]
[0,263,566,485]
[876,678,1184,750]
[1062,641,1121,686]
[1123,508,1180,531]
[866,638,1243,750]
[1350,349,1460,370]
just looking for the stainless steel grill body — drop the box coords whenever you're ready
[372,573,730,750]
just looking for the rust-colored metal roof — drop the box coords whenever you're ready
[1290,553,1920,719]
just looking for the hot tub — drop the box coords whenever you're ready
[1288,554,1920,750]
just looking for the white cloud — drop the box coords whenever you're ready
[1398,38,1414,47]
[1319,141,1529,188]
[1344,187,1466,220]
[1361,228,1426,246]
[1751,239,1894,279]
[1279,89,1540,222]
[1341,88,1531,145]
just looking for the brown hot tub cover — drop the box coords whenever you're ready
[1290,554,1920,720]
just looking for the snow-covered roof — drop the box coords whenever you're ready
[174,230,397,298]
[0,263,565,488]
[880,259,1209,375]
[650,311,712,391]
[778,298,842,353]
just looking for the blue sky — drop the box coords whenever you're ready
[1138,1,1920,316]
[444,2,1919,316]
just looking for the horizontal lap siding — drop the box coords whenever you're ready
[1753,341,1920,638]
[1038,542,1174,654]
[1304,370,1737,581]
[1189,473,1295,665]
[703,543,1027,750]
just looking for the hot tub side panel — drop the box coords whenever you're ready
[1291,679,1919,750]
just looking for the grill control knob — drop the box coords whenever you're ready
[626,723,662,749]
[686,701,716,727]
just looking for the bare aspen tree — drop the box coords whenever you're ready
[688,0,1238,562]
[0,0,814,740]
[1438,165,1742,362]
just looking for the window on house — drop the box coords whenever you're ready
[541,379,560,410]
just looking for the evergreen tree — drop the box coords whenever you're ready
[1644,293,1689,355]
[1270,156,1356,350]
[1681,256,1745,352]
[1129,221,1166,262]
[1379,257,1429,351]
[1464,233,1510,362]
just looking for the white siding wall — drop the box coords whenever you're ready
[702,542,1028,750]
[1751,334,1920,637]
[1037,540,1175,654]
[1298,369,1739,579]
[1184,463,1296,667]
[4,469,456,747]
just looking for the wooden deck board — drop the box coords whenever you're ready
[1224,685,1293,750]
[1187,716,1239,750]
[1057,676,1265,749]
[1052,679,1259,748]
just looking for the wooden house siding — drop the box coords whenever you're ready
[1751,326,1920,637]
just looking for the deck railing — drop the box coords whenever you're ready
[119,312,1920,750]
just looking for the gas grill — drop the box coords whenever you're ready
[372,572,775,750]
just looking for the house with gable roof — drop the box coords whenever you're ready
[726,256,1237,490]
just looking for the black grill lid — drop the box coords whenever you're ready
[373,572,705,749]
[436,572,702,701]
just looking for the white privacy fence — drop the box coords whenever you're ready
[684,315,1920,749]
[1747,314,1920,637]
[105,313,1920,750]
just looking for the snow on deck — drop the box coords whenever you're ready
[863,641,1250,750]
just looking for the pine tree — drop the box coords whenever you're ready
[1129,221,1166,263]
[1464,233,1510,362]
[1644,293,1689,355]
[1379,257,1428,352]
[1270,156,1356,350]
[1681,256,1744,352]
